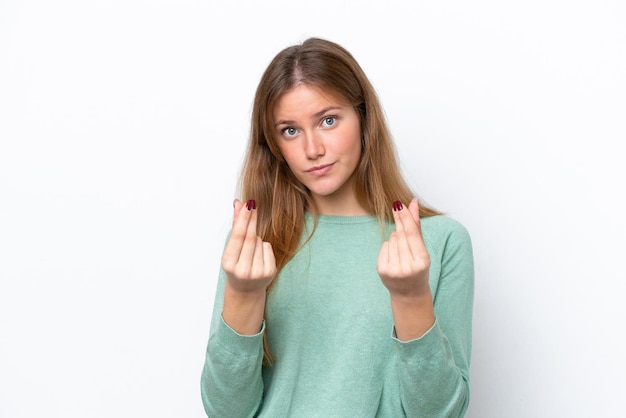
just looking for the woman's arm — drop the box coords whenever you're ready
[201,269,266,418]
[200,200,276,417]
[378,201,474,417]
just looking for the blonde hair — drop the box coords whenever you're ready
[239,37,439,364]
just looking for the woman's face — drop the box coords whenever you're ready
[273,84,366,215]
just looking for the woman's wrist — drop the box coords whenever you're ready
[222,282,267,335]
[389,290,435,341]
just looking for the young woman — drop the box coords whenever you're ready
[201,37,474,417]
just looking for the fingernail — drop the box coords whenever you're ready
[392,200,403,212]
[246,199,256,210]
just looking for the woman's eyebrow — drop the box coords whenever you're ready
[312,106,342,118]
[274,106,343,127]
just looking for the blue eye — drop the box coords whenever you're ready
[322,116,336,127]
[283,127,298,138]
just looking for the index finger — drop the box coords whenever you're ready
[232,199,244,228]
[223,200,255,263]
[392,200,427,254]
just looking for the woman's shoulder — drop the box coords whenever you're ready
[420,215,473,253]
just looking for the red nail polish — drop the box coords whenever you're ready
[246,199,256,210]
[393,200,403,212]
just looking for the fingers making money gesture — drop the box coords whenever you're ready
[222,199,276,292]
[377,199,431,296]
[221,199,276,334]
[377,199,435,340]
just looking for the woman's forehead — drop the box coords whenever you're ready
[273,85,348,119]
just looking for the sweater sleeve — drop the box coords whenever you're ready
[200,268,265,418]
[395,217,474,417]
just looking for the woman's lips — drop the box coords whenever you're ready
[306,163,334,176]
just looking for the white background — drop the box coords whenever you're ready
[1,1,625,417]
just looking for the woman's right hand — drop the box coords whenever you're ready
[221,199,276,334]
[222,199,276,292]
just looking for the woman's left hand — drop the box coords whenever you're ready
[377,199,431,298]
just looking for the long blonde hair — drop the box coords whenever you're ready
[239,37,439,364]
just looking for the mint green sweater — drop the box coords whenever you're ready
[201,214,474,417]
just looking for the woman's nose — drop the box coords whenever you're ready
[304,132,325,159]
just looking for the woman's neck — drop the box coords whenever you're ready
[309,193,369,216]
